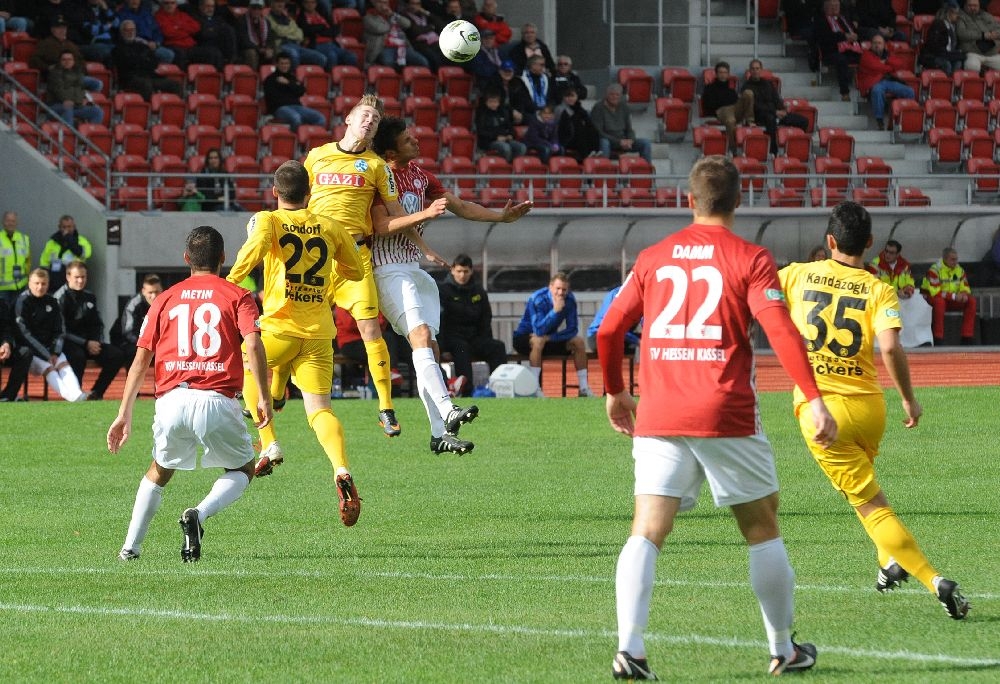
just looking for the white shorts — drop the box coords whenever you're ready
[29,353,69,375]
[632,434,779,508]
[151,387,255,471]
[374,262,440,337]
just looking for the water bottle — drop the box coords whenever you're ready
[332,376,342,399]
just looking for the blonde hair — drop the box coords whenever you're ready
[351,93,385,117]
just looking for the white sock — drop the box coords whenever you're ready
[616,535,659,657]
[577,368,590,391]
[749,537,795,659]
[412,347,453,419]
[423,382,446,438]
[56,364,85,401]
[196,470,250,520]
[123,476,164,553]
[529,365,541,380]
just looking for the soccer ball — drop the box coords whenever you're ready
[439,20,481,63]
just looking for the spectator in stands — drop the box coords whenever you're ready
[263,53,327,131]
[438,254,508,396]
[474,89,526,162]
[854,0,906,42]
[236,0,275,70]
[39,215,93,293]
[178,179,207,211]
[439,0,476,24]
[922,247,977,345]
[196,148,238,210]
[0,295,31,402]
[703,60,755,153]
[363,0,430,68]
[868,240,933,348]
[298,0,359,67]
[30,17,104,91]
[508,22,555,76]
[590,83,653,163]
[55,261,124,401]
[190,0,238,66]
[521,55,556,110]
[552,54,588,99]
[816,0,862,101]
[155,0,225,70]
[807,244,828,261]
[957,0,1000,74]
[523,104,563,162]
[587,284,639,354]
[112,273,162,371]
[46,50,104,126]
[918,1,964,75]
[13,269,87,402]
[0,0,30,35]
[34,2,87,42]
[467,27,501,90]
[268,0,327,69]
[513,272,594,397]
[0,211,31,308]
[399,0,443,69]
[116,0,175,66]
[555,86,600,161]
[487,58,532,123]
[781,0,820,41]
[473,0,512,48]
[79,0,120,65]
[113,20,184,101]
[858,34,915,130]
[742,58,810,154]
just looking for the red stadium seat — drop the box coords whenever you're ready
[85,61,112,97]
[185,124,224,158]
[113,92,150,127]
[153,186,184,211]
[331,65,365,98]
[224,63,258,98]
[77,123,112,157]
[736,126,770,162]
[261,154,290,175]
[297,125,334,154]
[114,186,151,211]
[923,98,957,130]
[619,155,654,189]
[440,156,475,192]
[365,65,400,99]
[439,95,474,129]
[225,93,261,128]
[620,188,656,207]
[3,61,39,93]
[411,124,439,160]
[547,155,582,189]
[776,127,812,162]
[437,66,473,98]
[962,128,994,160]
[441,125,475,159]
[585,186,620,208]
[888,41,915,72]
[261,124,297,159]
[113,154,151,188]
[477,187,514,208]
[151,123,185,158]
[889,99,923,142]
[152,92,186,127]
[297,64,331,98]
[920,69,951,101]
[814,156,852,192]
[512,156,548,192]
[404,95,438,129]
[224,155,261,190]
[151,154,186,188]
[897,186,931,206]
[783,98,818,133]
[953,70,985,102]
[732,156,767,194]
[225,124,260,159]
[3,32,37,64]
[655,187,689,208]
[333,8,363,41]
[186,93,223,128]
[186,63,222,97]
[693,126,727,156]
[967,157,1000,195]
[617,68,654,105]
[113,123,150,158]
[822,129,855,163]
[768,187,805,207]
[851,187,889,207]
[550,188,586,207]
[299,95,333,125]
[477,156,514,189]
[403,65,436,98]
[660,67,696,103]
[583,156,618,189]
[912,14,935,44]
[332,94,360,121]
[856,156,893,190]
[659,97,690,143]
[518,186,552,207]
[957,99,989,131]
[928,127,962,170]
[810,186,847,207]
[773,155,809,192]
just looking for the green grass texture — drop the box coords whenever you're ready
[1,387,998,682]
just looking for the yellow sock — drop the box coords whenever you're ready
[242,369,277,450]
[308,407,349,472]
[270,364,291,402]
[364,337,393,411]
[859,506,939,592]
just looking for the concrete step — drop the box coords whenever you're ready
[818,114,872,129]
[854,142,909,160]
[705,42,784,60]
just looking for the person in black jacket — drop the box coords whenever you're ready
[262,53,326,131]
[113,20,183,102]
[13,269,87,402]
[918,2,964,75]
[112,272,162,371]
[555,86,599,161]
[741,59,809,153]
[702,61,755,152]
[438,254,507,396]
[474,89,526,161]
[55,261,124,401]
[0,295,31,402]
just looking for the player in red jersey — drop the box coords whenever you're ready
[597,156,838,679]
[369,117,532,454]
[108,226,271,563]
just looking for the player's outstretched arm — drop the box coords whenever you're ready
[877,327,922,428]
[373,197,448,236]
[444,192,532,223]
[108,346,154,453]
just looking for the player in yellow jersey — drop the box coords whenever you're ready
[227,160,367,527]
[303,93,445,438]
[779,201,969,619]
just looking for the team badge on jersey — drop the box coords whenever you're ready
[765,288,785,301]
[354,160,369,172]
[400,191,422,215]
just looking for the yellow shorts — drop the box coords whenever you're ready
[795,393,885,507]
[258,330,333,396]
[334,244,380,321]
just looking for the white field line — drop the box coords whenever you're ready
[2,566,998,600]
[0,601,996,668]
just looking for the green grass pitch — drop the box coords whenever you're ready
[1,387,998,682]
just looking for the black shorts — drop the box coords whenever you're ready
[512,333,571,357]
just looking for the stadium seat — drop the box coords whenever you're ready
[151,154,186,188]
[584,185,621,208]
[113,154,151,188]
[186,93,223,128]
[583,156,618,189]
[619,188,656,207]
[660,67,696,103]
[776,127,811,162]
[617,68,654,106]
[79,153,110,187]
[331,123,347,140]
[989,99,1000,130]
[967,157,1000,196]
[953,70,985,102]
[814,155,852,192]
[151,123,185,158]
[187,154,206,175]
[477,186,513,208]
[893,69,920,97]
[783,98,818,133]
[403,65,436,98]
[112,92,150,127]
[113,123,150,158]
[477,156,514,189]
[151,92,186,127]
[381,96,403,118]
[186,64,222,97]
[822,129,855,163]
[333,8,363,41]
[912,14,935,44]
[366,65,401,99]
[154,62,185,91]
[77,123,112,157]
[810,186,847,207]
[851,187,889,207]
[927,127,962,170]
[693,126,727,156]
[40,121,77,156]
[736,126,770,162]
[440,125,475,159]
[411,124,439,160]
[957,99,989,131]
[224,93,261,128]
[923,98,957,131]
[331,65,365,98]
[773,155,809,192]
[768,187,805,207]
[440,156,476,193]
[732,156,767,194]
[619,155,654,189]
[888,41,915,72]
[224,155,260,190]
[224,63,258,98]
[512,156,548,192]
[260,154,290,175]
[856,156,893,190]
[889,99,923,142]
[297,64,331,98]
[658,97,690,142]
[261,124,297,159]
[962,128,994,160]
[334,36,365,68]
[237,187,271,212]
[920,69,951,101]
[897,186,931,206]
[186,124,224,157]
[547,155,582,189]
[297,125,333,154]
[404,95,438,129]
[549,188,586,207]
[518,186,552,207]
[153,186,184,211]
[439,95,474,129]
[3,91,39,126]
[413,156,440,175]
[299,94,333,124]
[655,186,689,207]
[986,69,1000,101]
[85,61,112,97]
[2,61,39,93]
[332,94,360,121]
[225,124,260,159]
[114,186,150,211]
[13,122,40,150]
[2,32,37,64]
[437,66,473,98]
